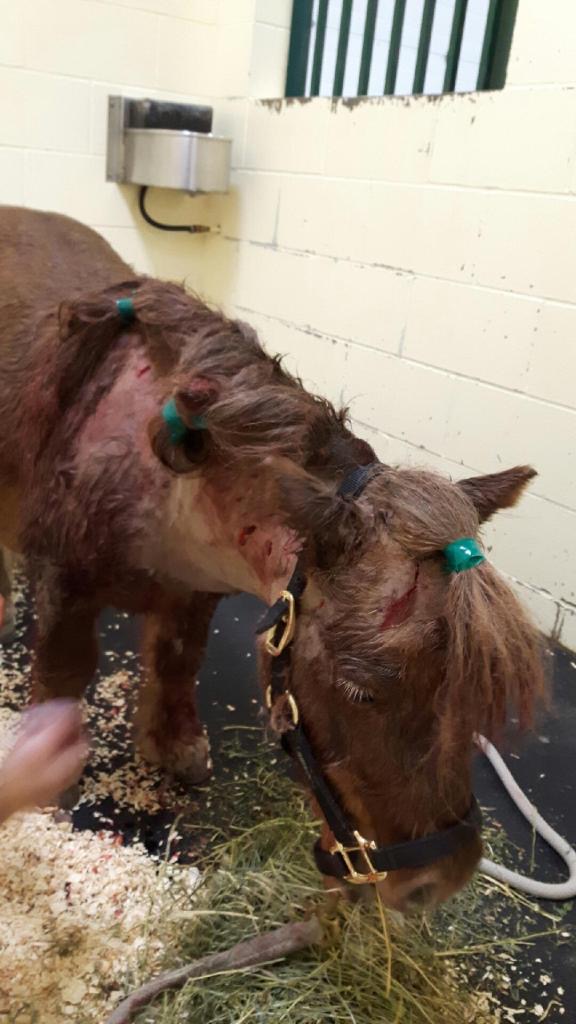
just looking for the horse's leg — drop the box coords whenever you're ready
[0,482,22,643]
[30,574,99,807]
[136,593,219,783]
[32,572,99,703]
[0,547,16,642]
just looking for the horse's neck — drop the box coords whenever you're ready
[148,471,301,602]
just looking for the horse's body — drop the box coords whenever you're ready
[0,206,545,911]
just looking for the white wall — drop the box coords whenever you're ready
[0,0,575,647]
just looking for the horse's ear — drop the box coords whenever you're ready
[270,461,366,570]
[458,466,537,523]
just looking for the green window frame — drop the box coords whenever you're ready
[285,0,519,100]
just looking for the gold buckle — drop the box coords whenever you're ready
[264,591,296,657]
[265,685,300,726]
[330,830,389,885]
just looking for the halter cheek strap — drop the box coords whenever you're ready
[335,462,380,499]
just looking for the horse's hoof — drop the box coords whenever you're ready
[0,622,16,644]
[169,734,213,784]
[138,731,212,785]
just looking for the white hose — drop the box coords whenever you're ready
[476,734,576,900]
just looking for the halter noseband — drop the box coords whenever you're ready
[256,462,482,887]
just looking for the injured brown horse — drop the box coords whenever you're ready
[0,206,545,911]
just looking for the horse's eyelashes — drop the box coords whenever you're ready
[337,679,375,704]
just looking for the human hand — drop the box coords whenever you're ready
[0,700,88,822]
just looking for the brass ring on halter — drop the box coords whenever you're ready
[265,686,300,727]
[264,591,296,656]
[286,691,300,726]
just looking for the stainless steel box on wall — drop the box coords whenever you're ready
[124,128,231,193]
[106,96,231,194]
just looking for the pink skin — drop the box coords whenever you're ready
[75,348,159,465]
[191,484,301,601]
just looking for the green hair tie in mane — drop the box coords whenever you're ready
[444,538,485,574]
[162,398,207,443]
[116,297,136,323]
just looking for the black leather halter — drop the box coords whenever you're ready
[256,462,482,886]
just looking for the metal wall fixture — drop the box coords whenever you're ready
[106,96,232,234]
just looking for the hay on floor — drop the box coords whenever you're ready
[127,740,568,1024]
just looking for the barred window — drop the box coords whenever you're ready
[286,0,518,99]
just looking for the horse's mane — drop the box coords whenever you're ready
[438,560,546,763]
[52,276,361,470]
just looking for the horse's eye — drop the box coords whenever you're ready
[337,679,375,704]
[380,663,401,681]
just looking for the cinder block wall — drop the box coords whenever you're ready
[0,0,574,646]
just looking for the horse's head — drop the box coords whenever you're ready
[261,462,546,911]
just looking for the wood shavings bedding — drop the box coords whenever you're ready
[79,670,194,817]
[0,660,192,817]
[77,667,189,819]
[0,570,193,819]
[0,708,199,1024]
